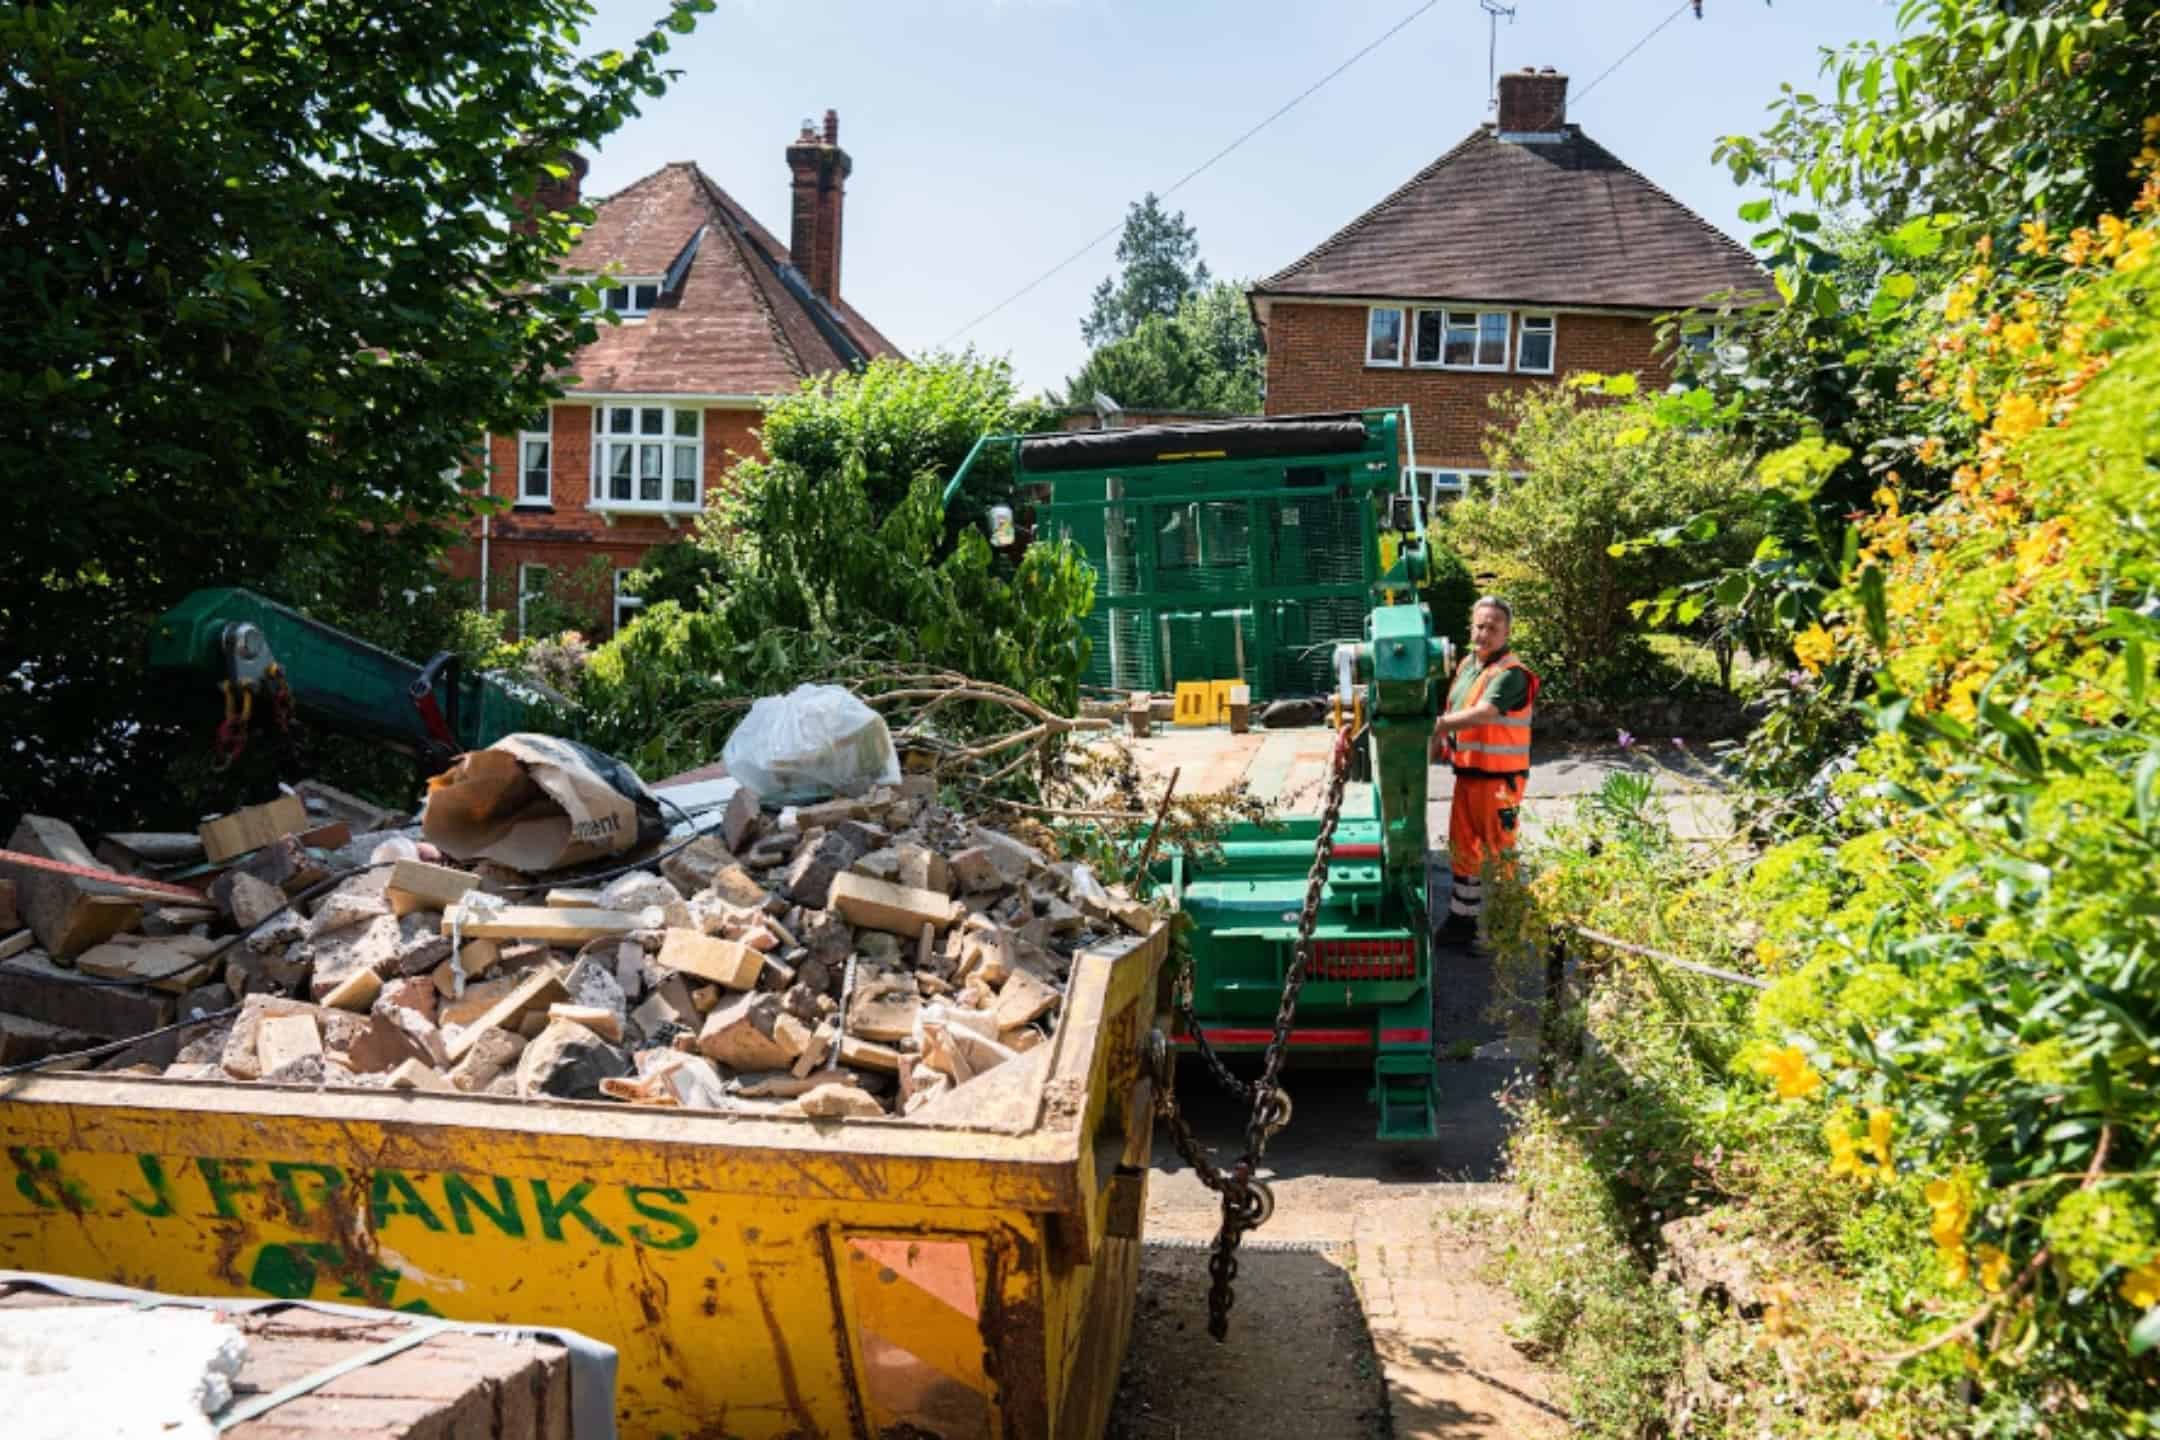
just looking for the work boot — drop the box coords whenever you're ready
[1434,910,1477,948]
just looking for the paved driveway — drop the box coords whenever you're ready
[1110,728,1734,843]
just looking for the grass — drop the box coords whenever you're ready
[1496,1107,1683,1439]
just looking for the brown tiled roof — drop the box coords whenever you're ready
[1254,126,1771,312]
[556,161,901,396]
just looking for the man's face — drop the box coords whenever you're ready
[1470,604,1510,660]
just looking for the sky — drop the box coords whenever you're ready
[577,0,1905,396]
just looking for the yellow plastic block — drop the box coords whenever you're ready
[1172,682,1214,726]
[1207,681,1238,725]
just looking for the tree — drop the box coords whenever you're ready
[1063,280,1264,414]
[0,0,712,828]
[1080,194,1211,347]
[587,356,1097,779]
[1443,383,1756,699]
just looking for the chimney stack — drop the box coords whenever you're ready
[785,108,851,302]
[1496,67,1568,137]
[513,150,589,235]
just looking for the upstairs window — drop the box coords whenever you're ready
[592,403,703,512]
[1429,310,1510,370]
[1365,306,1404,366]
[602,280,663,317]
[1516,314,1556,374]
[517,411,551,505]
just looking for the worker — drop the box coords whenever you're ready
[1428,596,1538,941]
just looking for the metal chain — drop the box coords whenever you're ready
[1150,722,1358,1342]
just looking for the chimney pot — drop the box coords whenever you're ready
[1496,67,1568,135]
[513,149,587,236]
[786,108,852,302]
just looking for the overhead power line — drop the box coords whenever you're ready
[933,0,1445,350]
[937,0,1703,352]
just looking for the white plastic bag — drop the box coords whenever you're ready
[721,683,901,804]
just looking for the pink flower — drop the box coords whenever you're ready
[1616,730,1636,749]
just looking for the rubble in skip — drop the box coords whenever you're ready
[0,775,1158,1121]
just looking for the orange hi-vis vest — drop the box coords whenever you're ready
[1443,652,1537,776]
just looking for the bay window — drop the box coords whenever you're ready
[591,403,704,515]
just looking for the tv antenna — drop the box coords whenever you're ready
[1480,1,1518,109]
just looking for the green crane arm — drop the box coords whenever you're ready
[1334,512,1453,875]
[147,587,555,769]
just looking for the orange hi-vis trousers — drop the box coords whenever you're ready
[1446,772,1526,921]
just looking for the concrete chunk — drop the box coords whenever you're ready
[783,830,863,909]
[516,1018,631,1099]
[444,966,567,1064]
[994,967,1061,1030]
[256,1013,322,1081]
[549,1003,625,1044]
[657,929,764,990]
[448,1026,526,1092]
[385,859,479,917]
[387,1057,453,1092]
[798,1082,884,1119]
[827,873,961,937]
[948,847,1004,895]
[3,816,142,958]
[661,836,738,898]
[697,992,810,1070]
[706,863,774,911]
[896,845,951,896]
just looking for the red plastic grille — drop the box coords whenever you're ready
[1308,937,1417,981]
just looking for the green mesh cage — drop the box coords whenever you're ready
[1028,412,1401,703]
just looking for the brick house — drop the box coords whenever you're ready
[451,111,902,637]
[1249,68,1768,506]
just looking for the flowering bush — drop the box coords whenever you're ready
[1499,167,2160,1434]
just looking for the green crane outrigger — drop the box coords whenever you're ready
[949,410,1455,1141]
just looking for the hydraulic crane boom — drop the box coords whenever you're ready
[147,587,558,773]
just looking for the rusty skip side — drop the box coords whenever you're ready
[0,925,1167,1440]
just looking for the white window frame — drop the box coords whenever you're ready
[1681,323,1747,376]
[588,402,705,521]
[602,277,664,318]
[517,410,552,506]
[1365,306,1405,367]
[613,568,644,635]
[1418,309,1511,371]
[1515,314,1556,374]
[1413,467,1512,510]
[517,563,551,640]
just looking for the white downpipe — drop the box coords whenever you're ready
[478,513,491,617]
[1399,402,1419,509]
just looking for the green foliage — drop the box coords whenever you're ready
[1442,384,1756,699]
[0,0,713,829]
[1500,1108,1684,1439]
[1417,536,1480,651]
[1717,1,2157,247]
[1080,193,1211,348]
[505,555,616,644]
[578,357,1097,781]
[1061,280,1265,415]
[1496,218,2160,1435]
[739,351,1046,523]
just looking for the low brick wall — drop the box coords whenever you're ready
[1535,695,1754,744]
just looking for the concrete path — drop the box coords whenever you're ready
[1111,727,1735,842]
[1354,1193,1567,1439]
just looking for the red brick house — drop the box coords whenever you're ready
[452,111,902,637]
[1249,68,1768,506]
